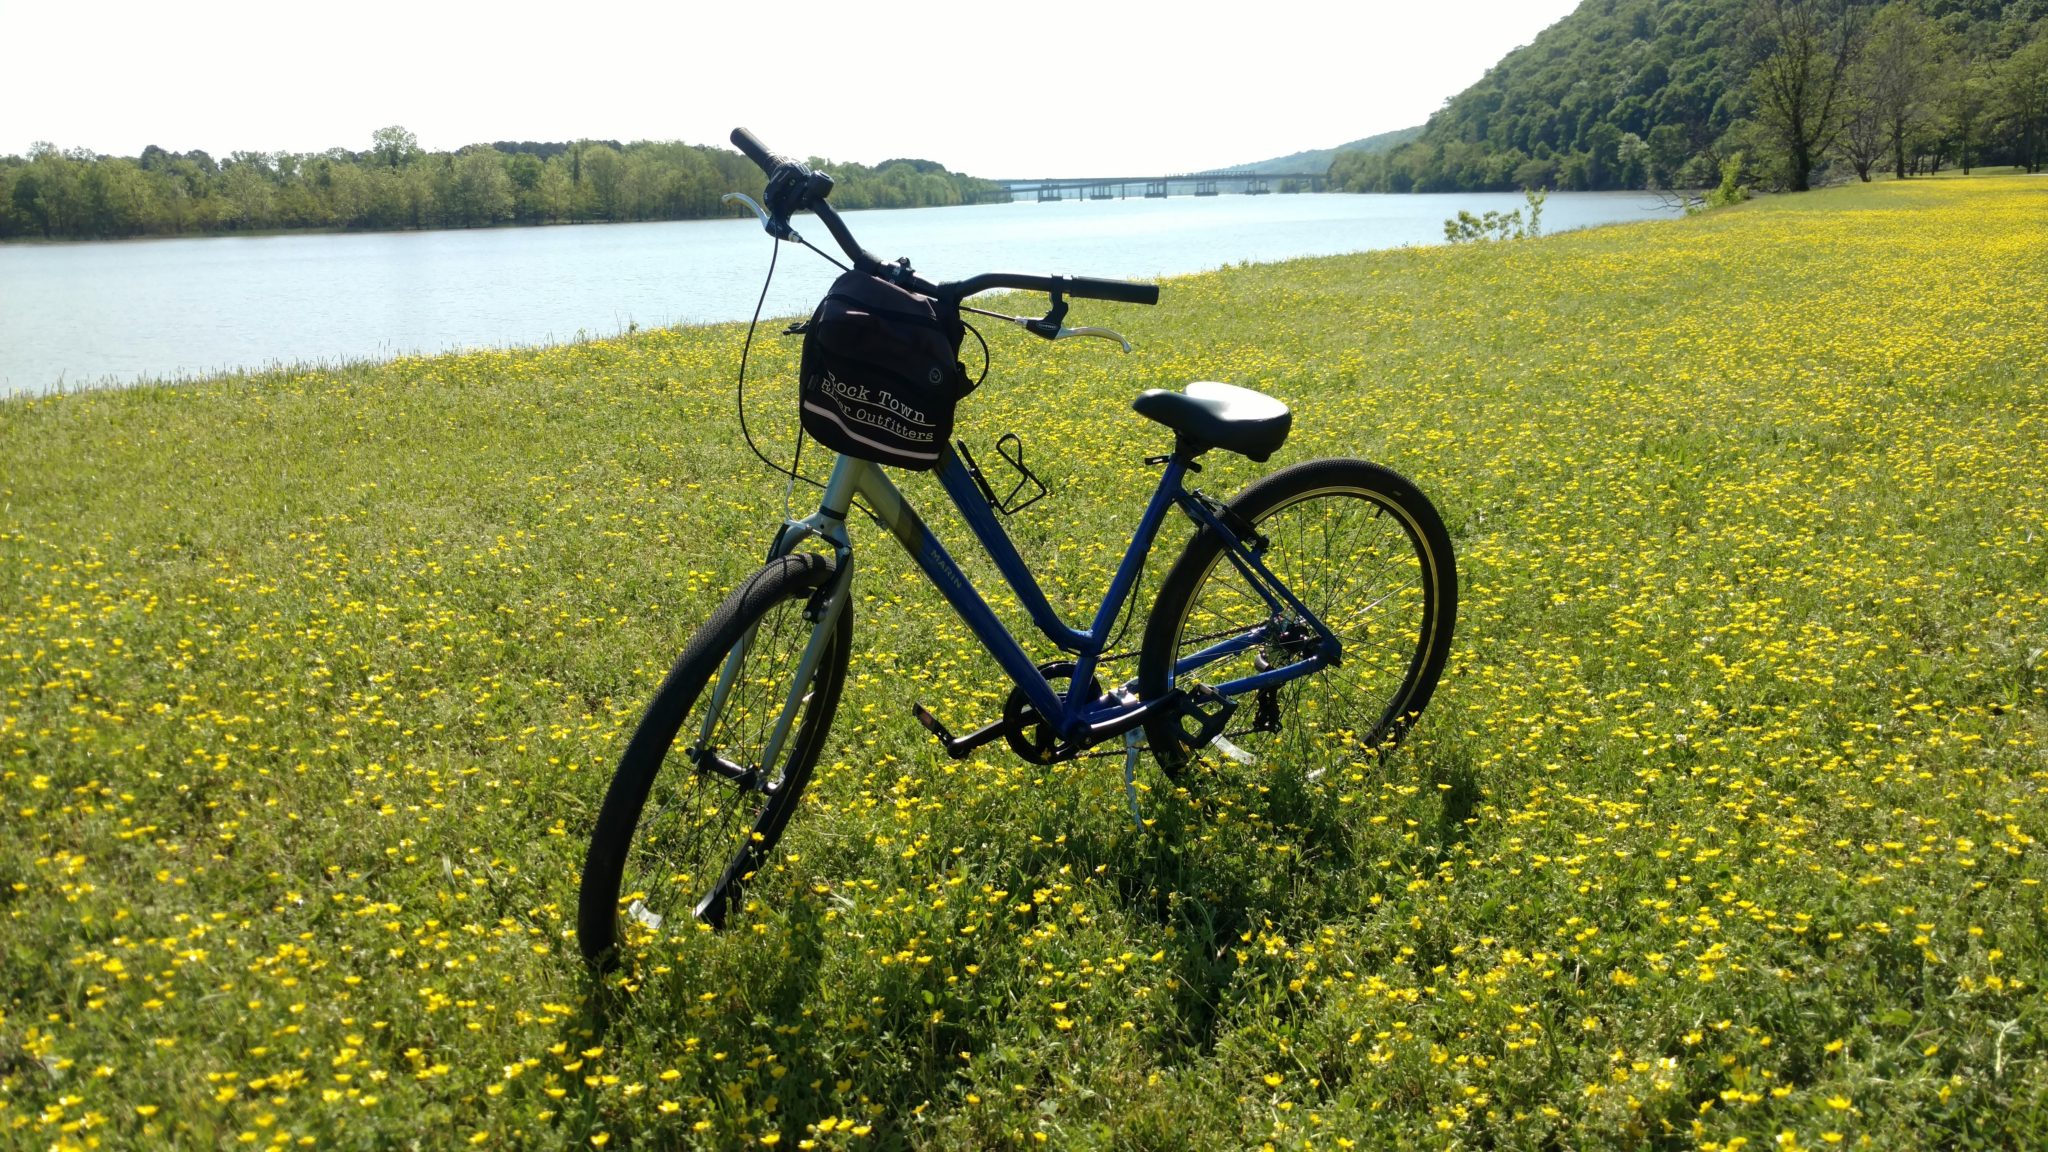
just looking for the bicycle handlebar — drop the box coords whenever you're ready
[728,126,1159,308]
[935,273,1160,307]
[730,127,782,173]
[731,128,886,273]
[1057,276,1160,306]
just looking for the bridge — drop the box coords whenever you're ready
[990,171,1329,201]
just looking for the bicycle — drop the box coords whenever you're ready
[577,129,1457,964]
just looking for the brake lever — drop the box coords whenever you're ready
[722,192,800,243]
[975,306,1137,354]
[1053,326,1133,353]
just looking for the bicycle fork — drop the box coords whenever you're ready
[694,463,864,784]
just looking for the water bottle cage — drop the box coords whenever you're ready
[957,434,1048,516]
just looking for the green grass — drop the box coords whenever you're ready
[3,174,2046,1150]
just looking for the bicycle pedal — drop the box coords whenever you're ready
[1166,684,1238,758]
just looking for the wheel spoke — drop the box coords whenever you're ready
[1146,472,1450,778]
[581,557,848,962]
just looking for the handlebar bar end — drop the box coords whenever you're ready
[731,128,782,175]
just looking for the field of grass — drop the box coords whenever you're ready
[4,174,2046,1149]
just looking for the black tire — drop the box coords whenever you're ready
[578,553,850,964]
[1137,458,1455,774]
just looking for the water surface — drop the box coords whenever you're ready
[0,192,1679,395]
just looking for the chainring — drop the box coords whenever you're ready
[1004,661,1102,764]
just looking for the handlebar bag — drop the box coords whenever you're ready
[799,270,970,471]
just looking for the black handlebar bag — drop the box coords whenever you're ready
[799,271,970,471]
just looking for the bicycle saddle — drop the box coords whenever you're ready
[1132,381,1292,461]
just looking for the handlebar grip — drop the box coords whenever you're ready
[1061,276,1161,306]
[730,128,782,176]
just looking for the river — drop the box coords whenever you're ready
[0,192,1679,396]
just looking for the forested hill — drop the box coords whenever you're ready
[1331,0,2048,192]
[1238,127,1423,173]
[0,132,1009,241]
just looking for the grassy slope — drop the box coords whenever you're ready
[3,176,2046,1150]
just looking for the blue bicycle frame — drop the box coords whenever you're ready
[720,443,1346,773]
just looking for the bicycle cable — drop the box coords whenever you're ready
[1097,551,1147,661]
[735,238,822,493]
[797,235,850,274]
[962,319,990,389]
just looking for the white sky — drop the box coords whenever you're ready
[0,0,1581,175]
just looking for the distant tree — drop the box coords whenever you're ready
[443,147,513,226]
[1860,3,1945,179]
[371,126,420,169]
[76,157,155,236]
[578,143,624,219]
[226,150,275,178]
[1646,124,1694,188]
[1839,35,1891,183]
[535,162,574,222]
[218,163,275,230]
[2003,30,2048,173]
[1512,155,1557,191]
[15,143,81,237]
[321,160,369,224]
[1617,131,1650,187]
[1939,58,1993,174]
[1327,149,1377,192]
[504,151,543,218]
[2,131,1001,241]
[0,165,20,238]
[1584,123,1624,188]
[1296,0,2048,195]
[398,162,434,228]
[1745,0,1860,192]
[1839,86,1886,180]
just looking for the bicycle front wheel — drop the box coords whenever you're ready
[578,552,851,965]
[1137,457,1455,774]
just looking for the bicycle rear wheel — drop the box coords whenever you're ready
[578,552,850,965]
[1137,457,1455,774]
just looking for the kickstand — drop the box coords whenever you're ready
[1122,730,1150,831]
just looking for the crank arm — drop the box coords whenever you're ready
[912,703,1026,760]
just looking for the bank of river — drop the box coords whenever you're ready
[0,191,1679,395]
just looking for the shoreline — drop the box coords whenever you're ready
[0,188,1689,249]
[1,188,1709,401]
[0,194,1022,248]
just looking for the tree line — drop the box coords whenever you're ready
[1330,0,2048,194]
[0,127,1009,241]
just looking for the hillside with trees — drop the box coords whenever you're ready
[1329,0,2048,193]
[0,129,1008,241]
[1238,127,1424,174]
